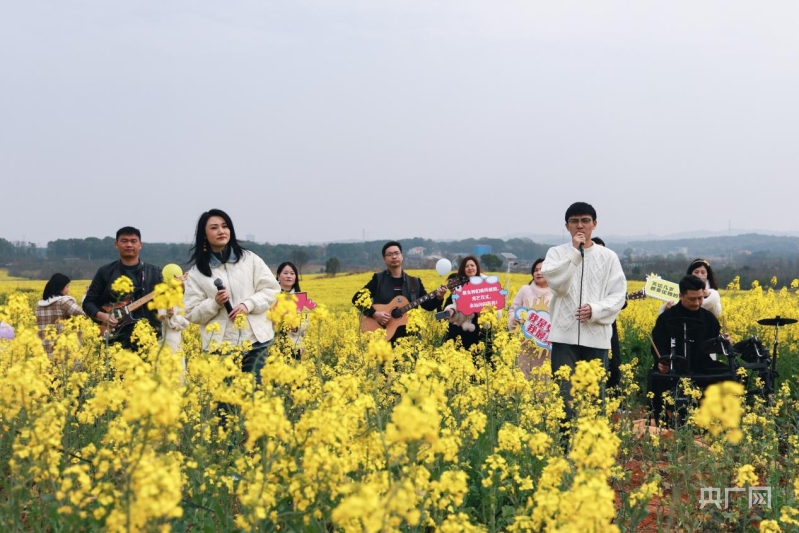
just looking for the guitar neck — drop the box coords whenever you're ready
[397,276,466,315]
[399,291,438,314]
[126,292,156,313]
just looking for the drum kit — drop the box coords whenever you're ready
[662,314,796,397]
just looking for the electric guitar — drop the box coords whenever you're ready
[360,275,469,341]
[98,273,188,336]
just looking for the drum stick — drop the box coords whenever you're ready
[647,333,663,360]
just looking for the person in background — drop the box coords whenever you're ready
[591,237,624,390]
[83,227,163,348]
[183,209,280,384]
[508,258,554,376]
[660,259,722,318]
[508,258,553,330]
[276,261,307,357]
[442,256,488,351]
[649,275,732,421]
[36,273,86,357]
[352,241,446,342]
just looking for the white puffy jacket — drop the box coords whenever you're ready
[183,250,280,347]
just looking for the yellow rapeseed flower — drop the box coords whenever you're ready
[110,275,134,296]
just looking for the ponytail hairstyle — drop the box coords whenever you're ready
[188,209,247,277]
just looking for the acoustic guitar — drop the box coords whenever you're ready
[360,275,469,341]
[98,273,188,336]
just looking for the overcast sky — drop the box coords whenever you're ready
[2,1,798,246]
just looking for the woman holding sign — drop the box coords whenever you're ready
[276,261,308,356]
[508,258,553,330]
[443,256,489,352]
[661,259,722,318]
[508,258,554,377]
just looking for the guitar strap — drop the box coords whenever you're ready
[408,274,418,301]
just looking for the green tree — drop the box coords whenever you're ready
[325,257,341,276]
[480,253,502,270]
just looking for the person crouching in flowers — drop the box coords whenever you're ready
[183,209,280,385]
[36,273,86,358]
[442,256,491,353]
[275,261,308,358]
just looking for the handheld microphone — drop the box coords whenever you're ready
[579,243,585,257]
[213,278,234,313]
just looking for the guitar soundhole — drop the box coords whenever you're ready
[391,308,403,319]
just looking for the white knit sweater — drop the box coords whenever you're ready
[541,243,627,349]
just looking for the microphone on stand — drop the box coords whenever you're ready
[213,278,234,314]
[577,237,585,347]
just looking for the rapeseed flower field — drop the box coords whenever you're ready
[1,270,799,532]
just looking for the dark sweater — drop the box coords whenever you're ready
[651,302,726,374]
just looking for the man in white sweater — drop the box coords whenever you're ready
[542,202,627,419]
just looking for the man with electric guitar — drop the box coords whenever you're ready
[83,226,163,348]
[353,241,450,342]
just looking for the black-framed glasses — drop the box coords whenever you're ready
[567,217,594,225]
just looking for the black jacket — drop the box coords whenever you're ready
[651,302,726,374]
[83,260,163,338]
[352,270,440,316]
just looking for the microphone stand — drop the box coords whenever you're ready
[577,243,584,347]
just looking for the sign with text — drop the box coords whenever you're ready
[452,276,507,315]
[645,276,680,303]
[294,293,317,313]
[515,307,552,349]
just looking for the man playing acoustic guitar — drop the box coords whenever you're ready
[83,226,163,348]
[353,241,447,342]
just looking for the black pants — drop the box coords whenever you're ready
[551,342,609,419]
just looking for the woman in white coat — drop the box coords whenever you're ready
[183,209,280,384]
[660,258,723,318]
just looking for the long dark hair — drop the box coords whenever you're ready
[43,273,70,300]
[686,258,718,290]
[530,258,545,284]
[188,209,247,277]
[276,262,301,292]
[458,255,482,278]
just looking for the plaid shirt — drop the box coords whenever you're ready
[35,296,85,357]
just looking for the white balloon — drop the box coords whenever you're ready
[436,258,452,276]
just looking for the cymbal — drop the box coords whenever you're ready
[757,316,798,327]
[701,336,728,354]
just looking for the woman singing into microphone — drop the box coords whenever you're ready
[183,209,280,383]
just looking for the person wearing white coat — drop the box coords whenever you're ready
[183,209,280,385]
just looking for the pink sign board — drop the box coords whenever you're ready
[453,276,507,316]
[515,307,552,349]
[294,292,317,312]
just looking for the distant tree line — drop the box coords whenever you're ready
[3,235,798,287]
[4,236,550,280]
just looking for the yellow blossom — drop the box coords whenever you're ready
[110,275,135,296]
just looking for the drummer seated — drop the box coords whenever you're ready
[649,275,735,421]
